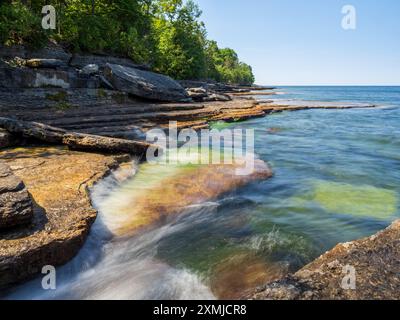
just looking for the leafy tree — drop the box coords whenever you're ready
[0,1,47,48]
[152,0,207,79]
[0,0,255,85]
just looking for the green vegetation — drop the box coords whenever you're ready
[45,90,76,109]
[54,101,76,110]
[0,2,47,49]
[45,90,67,102]
[0,1,255,85]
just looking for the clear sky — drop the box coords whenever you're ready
[195,0,400,85]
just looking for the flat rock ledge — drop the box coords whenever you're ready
[248,220,400,300]
[0,146,131,288]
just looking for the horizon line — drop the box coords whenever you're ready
[256,84,400,87]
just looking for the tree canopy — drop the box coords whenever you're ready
[0,0,255,85]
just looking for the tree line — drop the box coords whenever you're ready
[0,0,255,85]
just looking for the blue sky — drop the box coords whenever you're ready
[195,0,400,85]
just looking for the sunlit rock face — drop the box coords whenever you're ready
[0,146,129,287]
[97,152,273,236]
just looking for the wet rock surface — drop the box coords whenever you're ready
[0,146,130,288]
[249,220,400,300]
[0,162,33,229]
[98,158,273,237]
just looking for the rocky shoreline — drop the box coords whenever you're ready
[0,146,131,288]
[0,44,393,298]
[248,219,400,300]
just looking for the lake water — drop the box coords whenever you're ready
[5,86,400,300]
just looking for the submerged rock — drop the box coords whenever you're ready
[103,63,190,102]
[0,162,33,229]
[97,154,273,236]
[211,253,287,300]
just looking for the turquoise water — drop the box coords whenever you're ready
[271,86,400,107]
[4,86,400,300]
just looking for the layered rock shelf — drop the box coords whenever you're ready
[0,117,154,159]
[0,147,131,288]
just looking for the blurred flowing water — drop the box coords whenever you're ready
[4,86,400,300]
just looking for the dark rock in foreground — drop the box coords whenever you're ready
[249,220,400,300]
[0,162,33,229]
[104,63,190,102]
